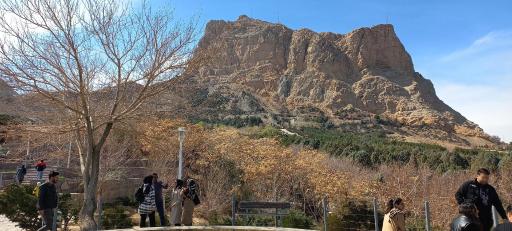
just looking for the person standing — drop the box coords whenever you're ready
[451,203,482,231]
[16,164,27,184]
[152,173,169,226]
[181,179,200,226]
[37,171,59,231]
[35,160,47,181]
[139,175,157,227]
[493,205,512,231]
[456,168,507,231]
[382,198,406,231]
[170,179,184,226]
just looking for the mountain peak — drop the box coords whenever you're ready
[237,15,251,21]
[176,17,494,147]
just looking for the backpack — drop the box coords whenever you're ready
[187,179,201,205]
[33,184,41,197]
[135,186,145,204]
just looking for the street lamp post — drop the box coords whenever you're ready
[178,127,186,180]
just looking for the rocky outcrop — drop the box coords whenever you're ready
[0,79,15,100]
[169,15,490,142]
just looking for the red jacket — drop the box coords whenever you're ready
[35,162,46,171]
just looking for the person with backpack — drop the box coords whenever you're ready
[35,160,47,181]
[152,173,169,226]
[382,198,406,231]
[451,203,482,231]
[181,178,200,226]
[170,179,184,226]
[37,171,59,231]
[138,175,157,227]
[16,164,27,184]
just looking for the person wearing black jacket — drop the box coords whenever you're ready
[16,164,27,183]
[451,203,482,231]
[456,168,506,231]
[493,205,512,231]
[37,171,59,231]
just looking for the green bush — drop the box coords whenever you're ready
[0,184,40,230]
[327,199,377,230]
[192,116,263,128]
[256,125,281,138]
[59,193,80,231]
[238,216,275,226]
[282,210,315,229]
[101,205,133,229]
[207,212,232,225]
[265,126,506,172]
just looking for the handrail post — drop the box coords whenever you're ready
[322,196,328,231]
[373,198,380,231]
[231,194,236,226]
[424,201,431,231]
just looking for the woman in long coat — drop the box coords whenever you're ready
[382,198,406,231]
[138,175,156,227]
[169,179,184,226]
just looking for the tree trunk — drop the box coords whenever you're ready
[79,122,112,231]
[79,149,100,231]
[79,190,97,231]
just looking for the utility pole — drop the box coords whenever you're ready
[25,136,30,166]
[178,127,185,180]
[67,140,72,168]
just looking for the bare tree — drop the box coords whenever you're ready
[0,0,197,229]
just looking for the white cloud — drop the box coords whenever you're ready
[436,83,512,143]
[440,30,512,63]
[418,30,512,142]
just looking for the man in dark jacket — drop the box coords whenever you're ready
[451,203,482,231]
[493,205,512,231]
[152,173,168,226]
[37,171,59,231]
[16,164,27,184]
[456,168,507,231]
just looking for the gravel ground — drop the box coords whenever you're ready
[0,215,23,231]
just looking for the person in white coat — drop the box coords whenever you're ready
[169,179,184,226]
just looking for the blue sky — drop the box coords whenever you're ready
[149,0,512,142]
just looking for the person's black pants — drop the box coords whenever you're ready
[481,219,492,231]
[479,213,493,231]
[140,212,156,227]
[156,202,166,226]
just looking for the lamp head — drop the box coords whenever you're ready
[178,127,186,141]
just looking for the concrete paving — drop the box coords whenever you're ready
[106,226,317,231]
[0,215,23,231]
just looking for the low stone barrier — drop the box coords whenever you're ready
[105,226,317,231]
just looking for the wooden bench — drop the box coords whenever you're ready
[232,198,291,227]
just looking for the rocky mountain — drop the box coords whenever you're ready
[0,78,17,115]
[159,15,497,147]
[0,78,15,100]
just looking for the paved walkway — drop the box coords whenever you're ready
[107,226,316,231]
[0,215,23,231]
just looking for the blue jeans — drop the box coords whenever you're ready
[37,209,55,231]
[37,171,44,180]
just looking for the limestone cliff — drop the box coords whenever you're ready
[164,15,493,146]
